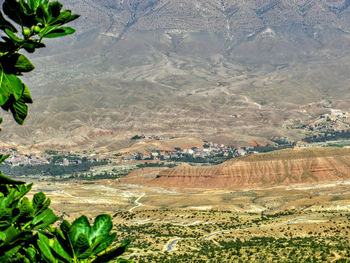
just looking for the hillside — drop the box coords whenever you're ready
[2,1,350,149]
[129,147,350,189]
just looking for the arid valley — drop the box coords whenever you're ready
[23,147,350,262]
[2,0,350,262]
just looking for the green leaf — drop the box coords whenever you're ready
[90,214,113,243]
[51,239,72,263]
[2,84,33,125]
[0,231,6,241]
[69,216,90,245]
[0,154,10,163]
[37,232,56,263]
[32,192,46,211]
[117,259,133,263]
[4,28,23,44]
[92,239,131,263]
[24,247,37,262]
[92,233,116,255]
[32,208,58,230]
[3,0,24,27]
[0,68,24,105]
[60,220,71,236]
[48,1,63,17]
[0,173,25,185]
[14,54,35,73]
[43,27,75,38]
[48,10,79,26]
[3,226,20,243]
[22,40,46,53]
[54,226,74,258]
[9,95,29,125]
[36,3,49,24]
[18,197,33,219]
[1,54,35,74]
[75,233,90,258]
[3,0,36,27]
[0,11,17,32]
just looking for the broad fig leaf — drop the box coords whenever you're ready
[4,0,36,27]
[23,247,37,262]
[3,226,20,243]
[18,197,33,219]
[0,81,32,124]
[36,3,49,24]
[32,192,46,211]
[54,227,74,258]
[0,68,25,105]
[90,214,113,243]
[69,216,91,244]
[3,84,33,125]
[9,95,29,125]
[1,54,35,74]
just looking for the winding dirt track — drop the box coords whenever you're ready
[128,193,145,212]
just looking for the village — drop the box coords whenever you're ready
[286,109,350,134]
[0,149,105,167]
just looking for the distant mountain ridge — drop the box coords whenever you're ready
[1,0,350,150]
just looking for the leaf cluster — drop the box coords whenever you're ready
[0,183,57,262]
[0,153,132,262]
[0,0,79,125]
[38,215,131,263]
[0,179,132,262]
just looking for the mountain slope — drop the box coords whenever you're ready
[2,1,350,148]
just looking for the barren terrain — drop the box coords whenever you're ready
[27,176,350,262]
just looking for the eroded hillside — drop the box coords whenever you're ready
[128,148,350,189]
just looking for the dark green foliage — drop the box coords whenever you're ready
[0,1,132,262]
[137,162,177,169]
[2,160,108,177]
[0,0,79,125]
[0,180,57,262]
[37,215,131,262]
[304,130,350,143]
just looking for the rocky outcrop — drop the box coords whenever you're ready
[147,148,350,189]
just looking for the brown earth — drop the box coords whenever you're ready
[125,147,350,190]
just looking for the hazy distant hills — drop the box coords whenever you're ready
[2,0,350,150]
